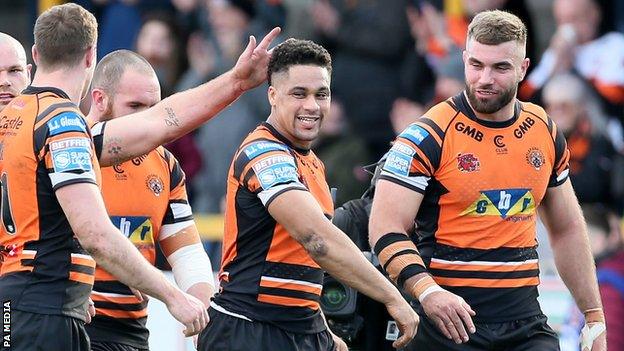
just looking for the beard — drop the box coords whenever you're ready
[465,82,517,114]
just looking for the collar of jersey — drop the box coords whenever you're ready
[261,121,311,155]
[23,86,70,100]
[451,92,520,129]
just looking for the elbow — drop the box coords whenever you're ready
[300,232,329,260]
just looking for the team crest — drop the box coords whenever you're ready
[457,153,480,173]
[146,174,164,196]
[525,148,545,170]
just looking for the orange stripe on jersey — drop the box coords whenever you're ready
[257,294,320,310]
[429,260,539,273]
[69,271,95,285]
[71,256,96,268]
[0,258,33,274]
[417,122,443,146]
[96,308,148,319]
[91,293,140,304]
[434,276,539,288]
[259,278,322,296]
[94,269,118,281]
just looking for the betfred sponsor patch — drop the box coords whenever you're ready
[252,154,298,190]
[50,137,93,172]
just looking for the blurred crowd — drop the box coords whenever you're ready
[2,0,624,348]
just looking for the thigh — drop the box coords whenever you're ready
[4,310,89,351]
[403,314,488,351]
[495,315,560,351]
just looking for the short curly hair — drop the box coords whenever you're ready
[267,38,332,85]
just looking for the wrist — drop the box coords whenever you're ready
[583,307,605,324]
[409,275,443,302]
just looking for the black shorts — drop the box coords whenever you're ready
[404,313,559,351]
[1,309,89,351]
[197,307,335,351]
[91,341,148,351]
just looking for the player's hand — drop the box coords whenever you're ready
[130,287,150,303]
[166,290,209,337]
[421,290,476,344]
[330,331,348,351]
[85,298,96,324]
[231,27,281,92]
[384,297,419,349]
[581,322,606,351]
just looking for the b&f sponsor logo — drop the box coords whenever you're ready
[3,300,10,348]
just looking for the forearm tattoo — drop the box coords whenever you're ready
[164,107,180,127]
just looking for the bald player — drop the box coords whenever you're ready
[0,32,31,111]
[84,50,215,351]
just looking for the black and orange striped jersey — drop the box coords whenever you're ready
[85,143,194,349]
[0,86,100,321]
[380,93,570,322]
[214,122,333,334]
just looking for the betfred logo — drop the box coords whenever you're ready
[456,153,480,173]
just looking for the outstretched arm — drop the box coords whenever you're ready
[98,27,281,166]
[540,179,606,351]
[268,189,419,349]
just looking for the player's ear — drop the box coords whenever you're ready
[268,85,277,107]
[91,88,108,112]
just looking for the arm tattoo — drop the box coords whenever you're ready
[300,233,329,258]
[164,107,180,127]
[105,136,125,165]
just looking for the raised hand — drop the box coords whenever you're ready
[231,27,281,92]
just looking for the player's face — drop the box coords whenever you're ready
[104,69,161,119]
[268,65,331,149]
[463,39,529,115]
[544,98,582,135]
[0,41,31,110]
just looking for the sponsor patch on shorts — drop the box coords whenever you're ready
[47,112,88,136]
[252,154,298,190]
[49,137,93,172]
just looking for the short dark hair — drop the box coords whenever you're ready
[468,10,527,46]
[267,38,332,85]
[34,3,98,69]
[91,50,154,95]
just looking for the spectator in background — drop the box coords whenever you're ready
[520,0,624,123]
[313,99,371,206]
[184,0,269,213]
[136,12,203,191]
[543,73,624,216]
[311,0,412,162]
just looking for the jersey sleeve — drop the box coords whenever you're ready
[379,122,441,194]
[548,119,571,187]
[232,140,307,207]
[90,121,107,161]
[40,110,98,191]
[161,148,195,239]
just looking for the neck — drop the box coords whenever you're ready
[31,68,86,104]
[464,91,516,123]
[266,114,312,150]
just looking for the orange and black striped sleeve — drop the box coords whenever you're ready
[160,148,195,238]
[379,120,444,194]
[36,107,98,190]
[232,139,307,207]
[546,116,570,187]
